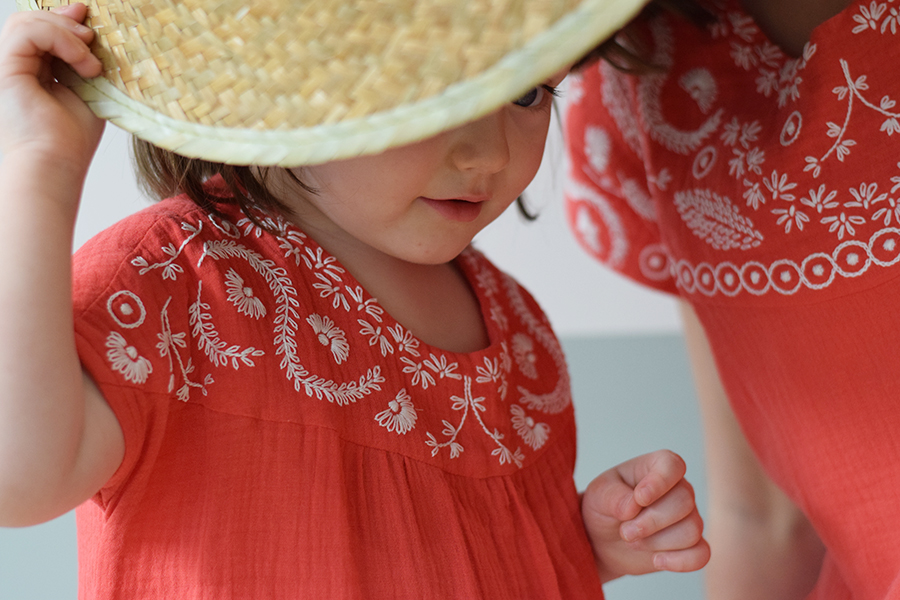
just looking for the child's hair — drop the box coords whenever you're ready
[131,0,713,223]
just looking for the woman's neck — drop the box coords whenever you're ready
[739,0,853,56]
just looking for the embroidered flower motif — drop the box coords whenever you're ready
[306,314,349,364]
[401,357,436,389]
[346,286,384,321]
[476,357,503,384]
[679,68,718,113]
[303,246,344,282]
[375,389,418,434]
[511,333,539,380]
[853,1,887,33]
[389,324,421,357]
[771,204,809,233]
[425,354,462,380]
[106,332,152,384]
[846,182,888,210]
[821,212,866,240]
[764,171,797,201]
[313,274,349,311]
[225,269,266,318]
[585,126,612,173]
[358,319,393,356]
[800,184,839,214]
[489,305,509,331]
[873,195,900,226]
[278,230,307,265]
[510,405,550,451]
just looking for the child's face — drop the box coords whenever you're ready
[285,72,566,265]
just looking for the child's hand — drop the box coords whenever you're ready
[0,3,104,172]
[582,449,710,583]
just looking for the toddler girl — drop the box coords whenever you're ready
[0,0,707,597]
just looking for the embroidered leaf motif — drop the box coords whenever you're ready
[674,189,764,250]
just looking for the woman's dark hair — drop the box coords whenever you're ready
[132,0,713,223]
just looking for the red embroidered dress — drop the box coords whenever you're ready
[72,195,602,599]
[565,1,900,598]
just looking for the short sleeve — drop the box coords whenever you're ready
[72,202,197,508]
[563,61,678,295]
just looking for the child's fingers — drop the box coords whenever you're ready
[652,537,711,573]
[582,468,642,524]
[627,449,687,507]
[620,479,696,542]
[0,9,100,79]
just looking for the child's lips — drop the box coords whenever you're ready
[420,195,488,222]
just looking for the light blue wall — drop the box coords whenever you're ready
[0,334,706,599]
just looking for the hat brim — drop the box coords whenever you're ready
[22,0,646,167]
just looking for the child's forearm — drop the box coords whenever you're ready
[0,154,121,526]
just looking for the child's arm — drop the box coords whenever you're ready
[582,449,710,583]
[0,3,124,526]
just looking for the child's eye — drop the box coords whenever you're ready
[511,85,558,108]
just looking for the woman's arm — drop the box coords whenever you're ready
[679,301,824,600]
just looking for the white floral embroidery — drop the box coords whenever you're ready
[191,282,264,369]
[873,194,900,225]
[156,297,213,401]
[511,333,539,380]
[106,332,152,384]
[680,68,718,113]
[346,286,384,321]
[425,376,524,467]
[764,171,798,202]
[388,324,420,357]
[821,212,867,240]
[846,182,888,210]
[358,319,393,356]
[800,184,840,214]
[510,405,550,450]
[313,274,350,311]
[303,246,344,281]
[375,389,418,434]
[585,126,612,173]
[401,356,436,389]
[107,290,147,329]
[278,229,307,265]
[131,221,202,280]
[307,314,349,364]
[674,189,764,250]
[425,354,462,380]
[771,204,809,233]
[224,269,266,318]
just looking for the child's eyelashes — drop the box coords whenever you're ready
[511,84,560,109]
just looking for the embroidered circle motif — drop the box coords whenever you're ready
[834,242,870,276]
[639,244,672,281]
[769,260,803,294]
[107,290,147,329]
[870,230,900,266]
[696,264,717,295]
[741,262,770,295]
[801,254,835,289]
[692,146,717,179]
[780,111,803,146]
[715,263,742,296]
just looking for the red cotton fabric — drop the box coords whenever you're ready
[71,194,603,599]
[564,1,900,598]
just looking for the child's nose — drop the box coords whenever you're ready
[449,110,511,174]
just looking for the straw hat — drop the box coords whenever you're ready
[20,0,646,166]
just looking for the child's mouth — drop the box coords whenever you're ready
[420,197,486,223]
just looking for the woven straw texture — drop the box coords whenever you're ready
[19,0,646,165]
